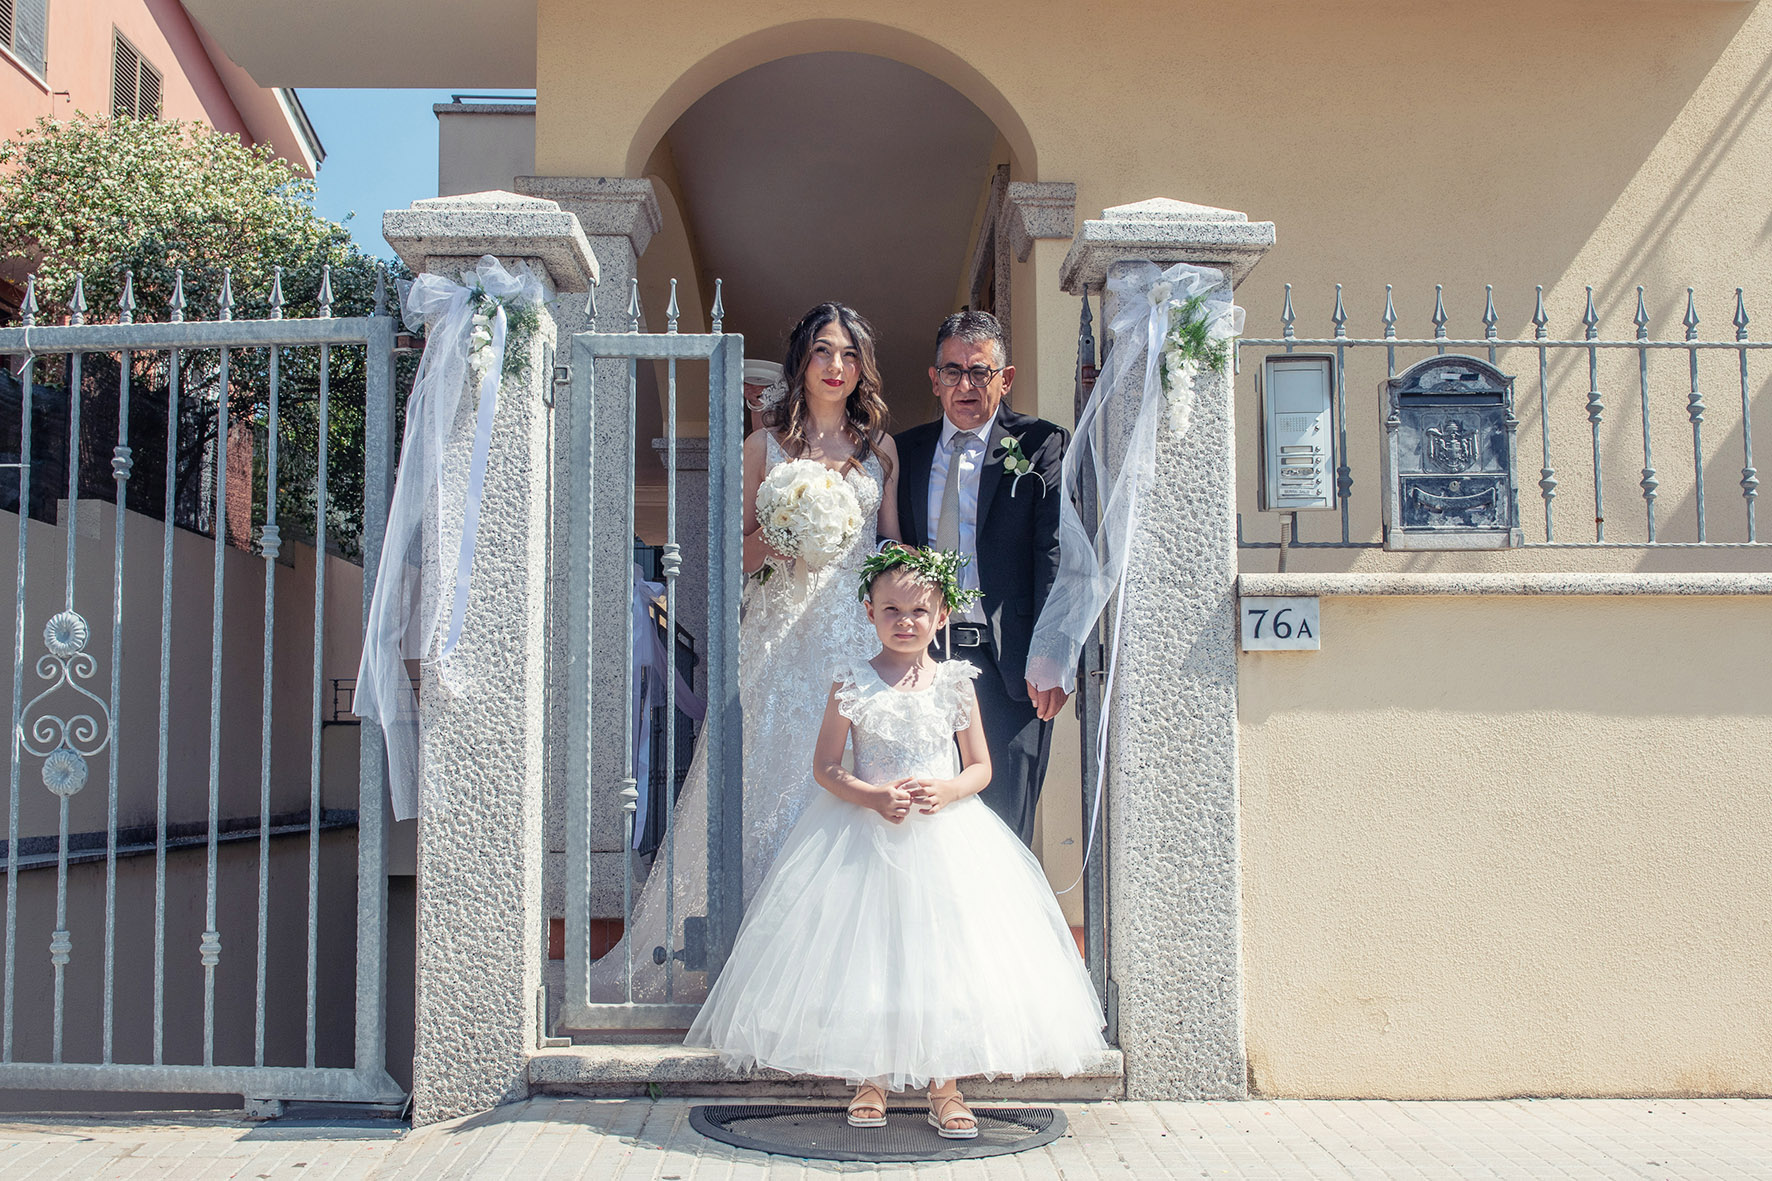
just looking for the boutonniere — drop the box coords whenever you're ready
[995,435,1044,497]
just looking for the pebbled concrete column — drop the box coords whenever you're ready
[514,177,663,927]
[383,191,599,1125]
[1060,198,1275,1100]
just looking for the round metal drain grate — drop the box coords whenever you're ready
[689,1103,1067,1163]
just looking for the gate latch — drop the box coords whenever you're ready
[651,915,708,972]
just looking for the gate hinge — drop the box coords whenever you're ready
[553,364,572,386]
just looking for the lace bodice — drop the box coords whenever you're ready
[835,659,979,786]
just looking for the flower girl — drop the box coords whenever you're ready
[686,547,1107,1138]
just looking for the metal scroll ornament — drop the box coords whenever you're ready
[19,610,112,797]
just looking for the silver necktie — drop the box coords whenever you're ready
[935,430,977,552]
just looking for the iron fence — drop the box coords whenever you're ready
[0,266,401,1103]
[1234,282,1772,553]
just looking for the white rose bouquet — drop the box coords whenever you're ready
[755,459,864,583]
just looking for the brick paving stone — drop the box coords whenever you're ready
[0,1098,1766,1177]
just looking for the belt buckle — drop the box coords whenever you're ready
[952,623,985,648]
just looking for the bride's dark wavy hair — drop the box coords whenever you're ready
[764,302,893,479]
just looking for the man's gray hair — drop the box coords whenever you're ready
[934,309,1008,368]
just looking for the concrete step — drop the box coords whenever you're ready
[528,1044,1125,1100]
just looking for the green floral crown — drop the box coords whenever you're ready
[858,546,983,613]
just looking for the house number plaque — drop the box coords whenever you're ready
[1240,596,1320,651]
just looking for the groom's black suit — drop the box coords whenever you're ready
[895,406,1068,845]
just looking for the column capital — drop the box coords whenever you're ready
[1005,180,1076,263]
[382,190,600,291]
[514,176,664,256]
[1061,197,1276,294]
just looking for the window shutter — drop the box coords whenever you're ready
[12,0,43,77]
[112,34,138,118]
[0,2,15,58]
[138,59,161,119]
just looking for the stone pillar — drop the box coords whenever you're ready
[514,177,663,921]
[1060,198,1275,1100]
[382,191,599,1125]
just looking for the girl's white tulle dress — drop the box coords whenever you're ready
[685,658,1108,1090]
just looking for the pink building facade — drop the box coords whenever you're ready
[0,0,320,173]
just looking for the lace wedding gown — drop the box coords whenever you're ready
[686,659,1108,1088]
[587,435,882,1004]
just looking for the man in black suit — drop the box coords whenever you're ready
[894,310,1069,846]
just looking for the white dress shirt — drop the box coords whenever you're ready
[927,409,998,624]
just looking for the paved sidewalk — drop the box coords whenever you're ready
[0,1097,1767,1178]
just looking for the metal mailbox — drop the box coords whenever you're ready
[1381,355,1522,550]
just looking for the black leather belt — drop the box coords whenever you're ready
[948,623,987,648]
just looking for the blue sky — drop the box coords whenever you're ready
[300,89,535,258]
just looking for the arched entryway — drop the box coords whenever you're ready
[625,47,1086,909]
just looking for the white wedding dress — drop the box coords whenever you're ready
[588,434,882,1004]
[686,659,1108,1088]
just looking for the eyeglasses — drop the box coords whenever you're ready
[935,363,1004,388]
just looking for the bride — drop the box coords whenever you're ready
[589,302,900,1004]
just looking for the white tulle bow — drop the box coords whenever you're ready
[354,255,542,821]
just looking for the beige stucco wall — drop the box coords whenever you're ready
[533,0,1772,570]
[525,0,1772,939]
[1240,591,1772,1097]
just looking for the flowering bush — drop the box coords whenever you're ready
[0,114,413,557]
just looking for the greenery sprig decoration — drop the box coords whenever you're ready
[1164,292,1233,374]
[858,546,983,613]
[467,285,544,383]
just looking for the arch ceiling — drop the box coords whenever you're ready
[663,52,999,423]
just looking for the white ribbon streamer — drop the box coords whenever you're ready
[354,255,542,821]
[1026,261,1244,891]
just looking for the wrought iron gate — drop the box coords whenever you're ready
[555,282,744,1031]
[0,268,402,1104]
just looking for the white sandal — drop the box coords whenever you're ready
[847,1081,888,1128]
[926,1085,978,1140]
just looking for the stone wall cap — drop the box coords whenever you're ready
[1103,197,1250,224]
[383,190,600,292]
[408,190,558,212]
[1061,196,1276,294]
[1238,571,1772,597]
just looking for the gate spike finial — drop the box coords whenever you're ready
[1331,284,1346,338]
[269,266,285,319]
[1532,286,1548,339]
[118,270,135,324]
[20,274,35,327]
[316,264,333,318]
[1431,284,1447,339]
[1735,288,1750,341]
[1582,286,1598,340]
[1483,285,1498,339]
[218,268,235,321]
[710,278,724,334]
[627,278,641,333]
[169,269,185,323]
[372,263,388,317]
[1382,284,1396,339]
[1634,285,1649,339]
[585,278,598,331]
[666,277,680,333]
[1683,287,1699,340]
[1280,283,1295,340]
[69,274,86,325]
